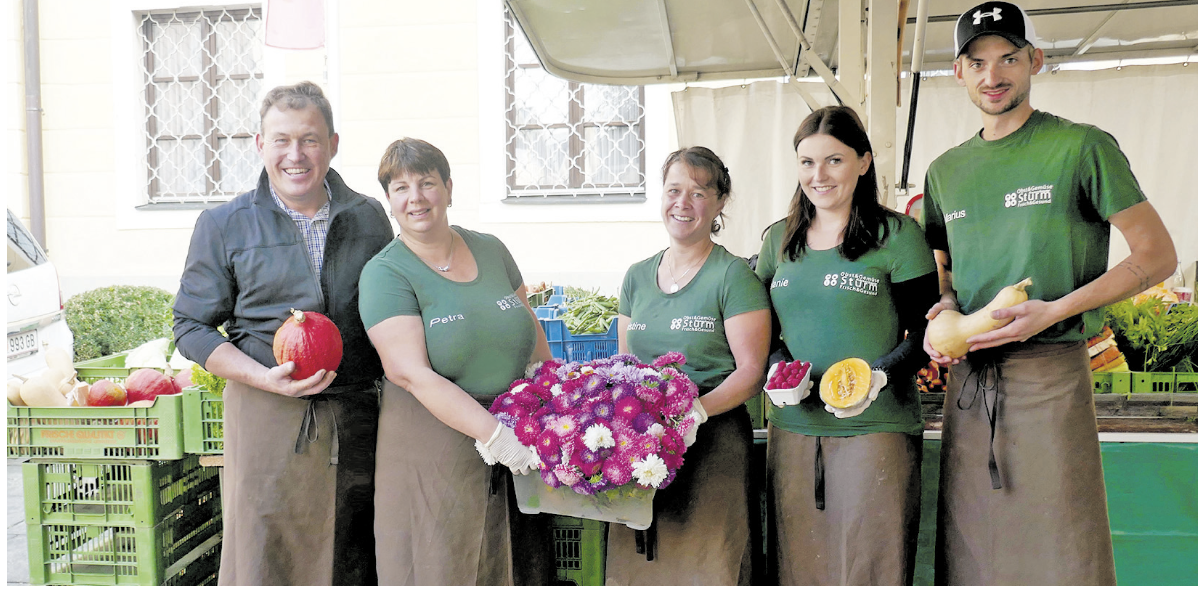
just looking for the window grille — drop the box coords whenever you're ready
[139,7,263,205]
[504,9,646,204]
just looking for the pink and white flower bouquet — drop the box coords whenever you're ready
[488,352,701,527]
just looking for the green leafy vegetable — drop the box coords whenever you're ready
[560,289,620,335]
[1105,299,1198,372]
[191,364,227,397]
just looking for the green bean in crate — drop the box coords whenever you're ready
[560,290,620,335]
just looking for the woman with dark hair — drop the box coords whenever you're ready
[755,106,939,585]
[358,137,554,584]
[605,147,771,585]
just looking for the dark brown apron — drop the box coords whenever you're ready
[605,406,755,586]
[767,427,922,585]
[936,341,1116,585]
[218,380,338,585]
[373,380,554,585]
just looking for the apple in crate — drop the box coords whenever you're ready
[86,379,128,407]
[125,368,175,403]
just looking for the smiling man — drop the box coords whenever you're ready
[173,81,392,585]
[920,2,1177,585]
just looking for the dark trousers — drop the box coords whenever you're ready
[331,387,380,586]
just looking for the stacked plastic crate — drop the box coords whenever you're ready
[8,352,223,585]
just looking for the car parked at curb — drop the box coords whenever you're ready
[7,209,73,379]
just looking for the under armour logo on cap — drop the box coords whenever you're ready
[955,1,1037,57]
[973,8,1002,24]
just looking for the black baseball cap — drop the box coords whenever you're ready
[954,1,1038,57]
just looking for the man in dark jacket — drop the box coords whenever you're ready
[173,81,392,585]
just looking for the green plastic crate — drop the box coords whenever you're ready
[551,516,606,586]
[74,353,134,384]
[1132,372,1178,394]
[7,394,186,460]
[163,534,221,586]
[1093,372,1132,394]
[23,456,220,528]
[1175,372,1198,393]
[181,387,224,455]
[26,488,221,585]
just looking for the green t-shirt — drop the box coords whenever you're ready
[359,227,535,398]
[922,110,1147,343]
[620,245,770,393]
[755,215,936,437]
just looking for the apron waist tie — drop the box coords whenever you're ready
[814,436,826,510]
[295,398,339,466]
[634,524,657,561]
[959,357,1002,489]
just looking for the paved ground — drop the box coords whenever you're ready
[8,460,29,585]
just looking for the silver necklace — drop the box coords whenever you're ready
[402,233,455,272]
[666,244,711,293]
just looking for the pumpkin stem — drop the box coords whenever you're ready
[290,308,306,323]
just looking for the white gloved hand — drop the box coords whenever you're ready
[475,424,538,475]
[824,370,888,419]
[682,399,709,447]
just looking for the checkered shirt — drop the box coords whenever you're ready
[269,180,333,283]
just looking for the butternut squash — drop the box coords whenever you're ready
[927,278,1033,359]
[19,374,69,407]
[7,377,26,406]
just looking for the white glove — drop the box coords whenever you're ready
[682,399,709,447]
[475,424,538,475]
[824,370,888,419]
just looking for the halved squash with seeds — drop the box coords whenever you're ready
[819,358,872,409]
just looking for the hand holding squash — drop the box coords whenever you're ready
[818,358,887,419]
[926,278,1033,359]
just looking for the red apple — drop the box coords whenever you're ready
[87,379,127,407]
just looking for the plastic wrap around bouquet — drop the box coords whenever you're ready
[488,352,700,530]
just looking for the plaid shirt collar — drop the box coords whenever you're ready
[269,180,333,282]
[268,180,333,222]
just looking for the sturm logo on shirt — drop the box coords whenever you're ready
[429,314,465,327]
[1003,184,1054,208]
[944,209,967,223]
[627,322,647,331]
[823,272,879,296]
[669,315,717,333]
[495,293,523,311]
[770,278,790,290]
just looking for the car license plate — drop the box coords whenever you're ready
[8,329,39,360]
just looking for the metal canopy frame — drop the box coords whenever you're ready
[504,0,1198,206]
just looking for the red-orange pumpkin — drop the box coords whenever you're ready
[125,368,175,403]
[273,309,343,380]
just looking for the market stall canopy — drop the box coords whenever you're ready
[504,0,1198,85]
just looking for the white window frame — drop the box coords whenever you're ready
[476,0,672,224]
[111,1,338,230]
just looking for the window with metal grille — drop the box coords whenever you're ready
[139,7,263,205]
[504,10,646,204]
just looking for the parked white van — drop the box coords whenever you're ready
[7,209,73,378]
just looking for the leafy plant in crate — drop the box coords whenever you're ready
[1105,298,1198,372]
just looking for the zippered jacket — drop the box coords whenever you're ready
[173,168,393,391]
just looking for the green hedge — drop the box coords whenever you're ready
[65,286,174,361]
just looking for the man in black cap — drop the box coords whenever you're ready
[921,1,1176,584]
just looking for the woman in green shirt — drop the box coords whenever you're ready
[358,138,553,585]
[755,107,939,585]
[604,147,771,585]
